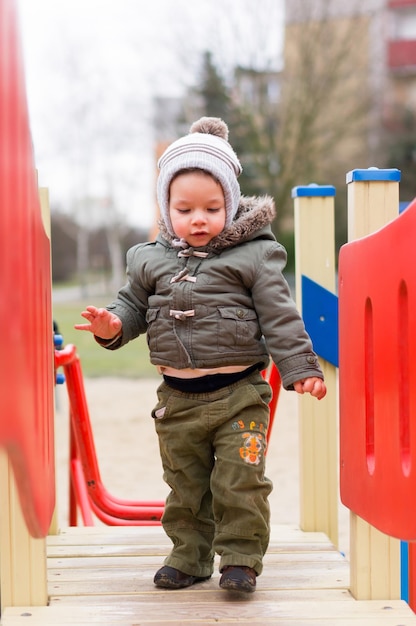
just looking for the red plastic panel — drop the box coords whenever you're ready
[0,0,55,537]
[339,199,416,539]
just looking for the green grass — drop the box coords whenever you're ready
[53,299,158,379]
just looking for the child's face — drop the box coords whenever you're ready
[169,171,226,247]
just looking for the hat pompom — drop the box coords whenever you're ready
[189,117,229,141]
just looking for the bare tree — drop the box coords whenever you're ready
[41,31,149,294]
[277,0,381,239]
[159,1,376,233]
[158,0,284,93]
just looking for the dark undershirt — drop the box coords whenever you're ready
[163,363,262,393]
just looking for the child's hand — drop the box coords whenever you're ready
[293,377,327,400]
[74,306,122,340]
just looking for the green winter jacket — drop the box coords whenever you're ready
[102,195,323,390]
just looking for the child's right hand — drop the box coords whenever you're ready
[74,305,122,340]
[293,377,327,400]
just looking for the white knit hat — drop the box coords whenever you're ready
[157,117,242,237]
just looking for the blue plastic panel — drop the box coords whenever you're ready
[301,275,339,367]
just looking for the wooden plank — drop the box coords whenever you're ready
[47,556,347,577]
[3,525,416,625]
[47,524,332,542]
[48,588,353,605]
[47,549,345,570]
[47,541,337,559]
[47,543,170,559]
[47,527,172,546]
[47,562,349,596]
[3,600,416,625]
[46,525,335,553]
[3,617,416,625]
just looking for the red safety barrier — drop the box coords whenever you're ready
[262,360,281,451]
[55,345,165,525]
[339,198,416,539]
[0,0,55,537]
[55,344,281,526]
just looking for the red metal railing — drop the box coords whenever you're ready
[55,345,165,525]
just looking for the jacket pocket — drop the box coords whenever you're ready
[217,306,259,351]
[146,307,161,352]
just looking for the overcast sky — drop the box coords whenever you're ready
[17,0,284,230]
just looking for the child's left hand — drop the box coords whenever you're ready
[293,377,327,400]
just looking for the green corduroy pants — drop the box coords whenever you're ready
[152,370,273,578]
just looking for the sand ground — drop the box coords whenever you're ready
[54,377,349,556]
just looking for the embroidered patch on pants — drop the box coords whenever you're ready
[233,420,266,466]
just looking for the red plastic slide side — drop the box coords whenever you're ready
[0,0,55,537]
[339,199,416,539]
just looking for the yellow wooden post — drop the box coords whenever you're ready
[346,167,401,600]
[0,453,48,609]
[293,184,338,548]
[39,186,60,538]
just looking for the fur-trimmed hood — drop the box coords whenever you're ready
[157,195,276,251]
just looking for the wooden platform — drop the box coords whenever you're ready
[2,525,416,625]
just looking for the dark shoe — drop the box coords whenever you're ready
[219,566,257,593]
[154,565,211,589]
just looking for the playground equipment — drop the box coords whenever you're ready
[292,172,416,610]
[0,0,54,541]
[340,171,415,539]
[0,0,54,609]
[292,183,339,549]
[339,169,416,606]
[2,0,416,619]
[54,343,281,527]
